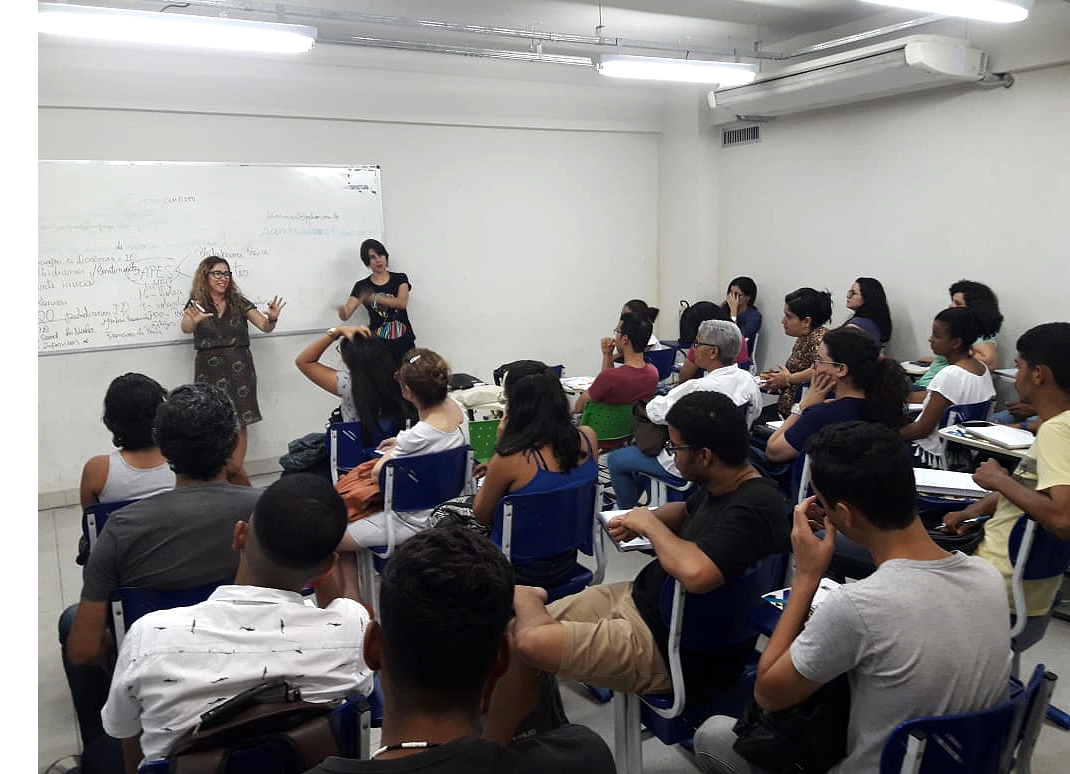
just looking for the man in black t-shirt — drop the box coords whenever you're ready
[304,527,614,774]
[511,391,789,706]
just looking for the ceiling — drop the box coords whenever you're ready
[44,0,933,60]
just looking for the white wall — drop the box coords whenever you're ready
[38,40,664,499]
[712,63,1070,374]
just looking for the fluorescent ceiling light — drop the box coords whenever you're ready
[860,0,1031,23]
[597,55,758,86]
[38,3,317,53]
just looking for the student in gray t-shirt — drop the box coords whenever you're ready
[59,383,262,773]
[693,421,1011,774]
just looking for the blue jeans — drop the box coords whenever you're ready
[992,409,1038,425]
[607,445,685,509]
[59,604,123,771]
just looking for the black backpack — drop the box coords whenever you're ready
[678,300,728,347]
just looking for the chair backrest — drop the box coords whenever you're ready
[111,579,231,649]
[493,476,600,564]
[579,401,635,444]
[659,552,788,652]
[878,663,1052,774]
[379,444,473,513]
[643,347,678,381]
[939,399,994,430]
[328,419,399,482]
[82,498,137,552]
[1008,513,1070,641]
[467,419,500,463]
[138,693,370,773]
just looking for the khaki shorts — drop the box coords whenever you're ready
[548,581,671,695]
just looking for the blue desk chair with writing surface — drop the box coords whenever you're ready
[327,419,401,484]
[1007,513,1070,730]
[356,445,473,618]
[612,552,789,774]
[491,476,605,603]
[879,663,1056,774]
[921,399,995,471]
[77,498,136,565]
[110,579,232,650]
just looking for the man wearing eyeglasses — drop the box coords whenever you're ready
[573,312,659,416]
[506,391,789,711]
[607,319,763,508]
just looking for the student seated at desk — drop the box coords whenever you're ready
[843,276,892,349]
[693,422,1011,774]
[760,288,833,419]
[295,325,416,443]
[722,276,763,362]
[336,349,468,598]
[943,323,1070,616]
[474,361,598,587]
[902,307,995,467]
[572,312,658,416]
[80,373,175,509]
[607,320,761,508]
[765,327,909,464]
[914,279,1003,388]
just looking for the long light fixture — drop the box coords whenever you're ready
[597,55,758,86]
[860,0,1032,23]
[38,3,317,53]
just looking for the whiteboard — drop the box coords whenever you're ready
[38,161,383,355]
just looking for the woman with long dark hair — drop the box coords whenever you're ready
[844,276,893,347]
[765,326,909,463]
[721,275,763,357]
[473,360,598,586]
[295,325,416,446]
[181,255,285,486]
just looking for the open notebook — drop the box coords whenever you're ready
[963,424,1035,450]
[913,468,989,498]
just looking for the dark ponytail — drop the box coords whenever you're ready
[625,299,659,324]
[824,327,909,430]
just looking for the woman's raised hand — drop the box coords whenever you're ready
[183,302,211,326]
[266,296,287,319]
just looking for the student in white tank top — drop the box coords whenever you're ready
[80,374,176,508]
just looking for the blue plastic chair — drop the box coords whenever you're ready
[138,691,374,773]
[356,445,473,616]
[81,498,136,555]
[613,552,789,774]
[879,663,1056,774]
[643,347,678,382]
[327,419,401,484]
[927,399,995,470]
[110,579,231,649]
[1007,513,1070,730]
[491,477,605,603]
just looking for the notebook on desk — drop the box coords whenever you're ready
[599,509,653,551]
[963,424,1035,450]
[913,468,989,498]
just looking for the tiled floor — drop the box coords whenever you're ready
[39,474,1070,772]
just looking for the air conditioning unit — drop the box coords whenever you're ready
[708,35,990,126]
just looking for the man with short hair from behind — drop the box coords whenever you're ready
[572,312,659,416]
[102,473,373,773]
[606,318,763,508]
[509,390,788,712]
[692,421,1011,773]
[944,321,1070,615]
[59,383,263,772]
[304,526,616,774]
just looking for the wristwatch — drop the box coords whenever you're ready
[790,404,803,416]
[326,327,340,340]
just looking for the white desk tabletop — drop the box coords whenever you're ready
[938,425,1032,460]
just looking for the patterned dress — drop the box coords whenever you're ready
[193,295,261,426]
[776,326,828,419]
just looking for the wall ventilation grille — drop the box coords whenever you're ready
[721,124,761,147]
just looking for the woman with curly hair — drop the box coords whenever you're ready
[181,255,286,486]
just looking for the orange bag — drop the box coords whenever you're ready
[334,459,383,522]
